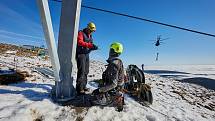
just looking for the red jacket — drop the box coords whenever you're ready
[77,31,93,49]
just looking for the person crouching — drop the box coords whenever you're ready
[92,42,125,111]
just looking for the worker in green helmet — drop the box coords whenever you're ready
[92,42,125,111]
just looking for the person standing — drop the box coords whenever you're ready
[76,22,98,95]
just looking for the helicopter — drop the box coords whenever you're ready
[154,35,169,47]
[151,35,169,61]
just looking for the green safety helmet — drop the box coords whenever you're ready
[110,42,123,54]
[87,22,96,32]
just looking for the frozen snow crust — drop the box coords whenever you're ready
[0,53,214,121]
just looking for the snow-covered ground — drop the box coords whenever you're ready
[0,54,214,121]
[145,65,215,91]
[145,65,215,79]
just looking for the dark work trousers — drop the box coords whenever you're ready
[76,53,89,93]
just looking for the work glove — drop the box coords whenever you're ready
[91,44,98,50]
[92,88,100,95]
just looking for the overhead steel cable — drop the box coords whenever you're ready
[51,0,215,38]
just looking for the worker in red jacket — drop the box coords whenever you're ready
[76,22,98,95]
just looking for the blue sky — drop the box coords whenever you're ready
[0,0,215,66]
